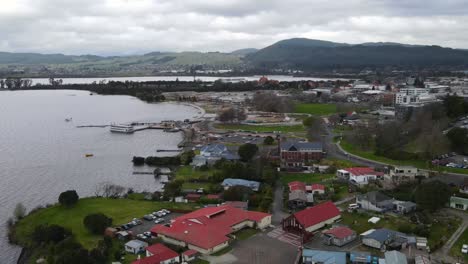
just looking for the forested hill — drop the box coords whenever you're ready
[245,38,468,70]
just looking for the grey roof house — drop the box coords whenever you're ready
[361,228,414,250]
[221,178,260,191]
[124,240,148,254]
[356,191,395,212]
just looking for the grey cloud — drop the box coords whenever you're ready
[1,0,468,55]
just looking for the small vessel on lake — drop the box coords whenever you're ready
[65,118,72,122]
[110,124,135,133]
[85,154,94,157]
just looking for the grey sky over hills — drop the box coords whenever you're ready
[1,0,468,55]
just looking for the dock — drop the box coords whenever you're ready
[156,149,182,152]
[133,171,154,175]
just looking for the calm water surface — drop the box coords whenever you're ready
[0,90,198,263]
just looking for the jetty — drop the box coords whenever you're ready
[133,171,154,175]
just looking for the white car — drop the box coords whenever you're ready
[154,218,164,224]
[462,244,468,254]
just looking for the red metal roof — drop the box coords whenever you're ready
[151,205,270,250]
[293,201,340,228]
[311,184,325,191]
[343,167,383,177]
[206,194,221,200]
[183,249,198,256]
[288,181,306,192]
[132,243,178,264]
[323,226,355,239]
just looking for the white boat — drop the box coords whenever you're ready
[110,124,134,133]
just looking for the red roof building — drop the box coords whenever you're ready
[186,193,202,202]
[182,249,199,262]
[322,226,357,247]
[206,194,221,200]
[282,201,341,243]
[132,243,179,264]
[288,181,306,192]
[151,205,271,254]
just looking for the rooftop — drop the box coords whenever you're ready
[342,167,384,177]
[302,249,346,264]
[293,201,340,228]
[280,141,323,152]
[151,205,270,250]
[323,226,355,239]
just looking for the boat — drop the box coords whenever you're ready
[85,154,94,157]
[110,124,135,133]
[163,128,181,133]
[65,118,72,122]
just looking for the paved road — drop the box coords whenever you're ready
[431,209,468,263]
[321,120,468,185]
[272,180,288,225]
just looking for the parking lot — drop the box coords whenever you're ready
[124,212,183,238]
[432,153,468,170]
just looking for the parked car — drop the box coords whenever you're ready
[143,231,152,237]
[143,215,154,221]
[154,218,164,224]
[162,209,171,214]
[462,244,468,254]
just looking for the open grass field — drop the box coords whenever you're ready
[340,140,468,175]
[294,103,338,116]
[280,172,335,185]
[14,198,196,249]
[214,123,305,133]
[175,165,219,181]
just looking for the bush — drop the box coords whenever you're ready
[13,203,26,221]
[83,213,112,235]
[238,143,259,162]
[132,156,145,165]
[263,136,274,145]
[58,190,79,207]
[32,224,72,244]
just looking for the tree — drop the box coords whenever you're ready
[302,116,315,127]
[238,143,259,162]
[447,127,468,155]
[180,150,195,165]
[13,203,26,221]
[32,224,72,244]
[217,107,247,123]
[263,136,274,145]
[83,213,112,235]
[94,182,126,198]
[223,186,252,201]
[163,179,184,200]
[58,190,79,207]
[414,181,452,212]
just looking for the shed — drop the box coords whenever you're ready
[385,250,407,264]
[302,249,346,264]
[124,240,148,254]
[183,249,199,262]
[288,190,308,209]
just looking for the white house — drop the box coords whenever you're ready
[125,240,148,254]
[337,167,383,185]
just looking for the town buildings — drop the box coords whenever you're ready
[151,205,271,254]
[337,167,383,185]
[280,141,324,168]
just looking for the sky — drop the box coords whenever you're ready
[1,0,468,55]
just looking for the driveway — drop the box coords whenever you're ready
[272,180,288,225]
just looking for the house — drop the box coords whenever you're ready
[302,249,346,264]
[385,250,408,264]
[182,249,199,262]
[190,155,207,168]
[289,181,325,195]
[288,190,307,209]
[450,196,468,210]
[206,194,221,200]
[393,201,417,214]
[280,141,324,168]
[322,226,357,247]
[221,178,260,191]
[361,228,413,250]
[337,167,383,185]
[132,243,180,264]
[308,184,326,195]
[185,193,202,202]
[386,166,425,183]
[282,201,341,242]
[151,205,271,254]
[125,240,148,254]
[356,191,395,212]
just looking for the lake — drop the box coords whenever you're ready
[0,90,198,263]
[29,75,349,85]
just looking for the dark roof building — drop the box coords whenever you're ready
[280,140,324,168]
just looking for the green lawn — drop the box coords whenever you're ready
[14,198,196,249]
[341,211,460,248]
[214,123,305,133]
[234,228,259,240]
[340,140,468,175]
[182,182,211,190]
[450,228,468,262]
[175,165,219,181]
[280,173,335,185]
[294,103,337,116]
[192,259,210,264]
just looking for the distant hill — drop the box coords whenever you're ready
[0,52,105,64]
[246,38,468,70]
[230,48,258,55]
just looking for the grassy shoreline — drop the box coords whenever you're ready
[13,197,196,249]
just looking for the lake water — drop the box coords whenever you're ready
[0,90,198,263]
[29,75,348,85]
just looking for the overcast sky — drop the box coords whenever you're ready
[1,0,468,55]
